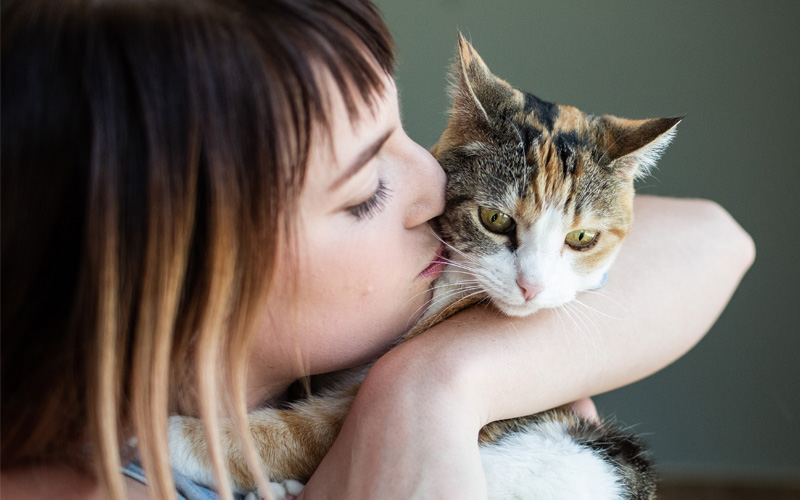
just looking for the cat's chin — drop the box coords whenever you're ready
[496,304,542,317]
[493,301,546,317]
[492,294,576,318]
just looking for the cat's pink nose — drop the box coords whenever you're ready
[517,279,544,302]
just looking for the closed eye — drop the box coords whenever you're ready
[347,180,392,221]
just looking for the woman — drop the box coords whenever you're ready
[0,0,754,499]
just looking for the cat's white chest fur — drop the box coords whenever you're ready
[480,419,623,500]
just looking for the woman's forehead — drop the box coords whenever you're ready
[307,72,398,176]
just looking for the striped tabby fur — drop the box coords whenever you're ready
[169,33,680,499]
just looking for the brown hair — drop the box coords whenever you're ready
[1,0,393,498]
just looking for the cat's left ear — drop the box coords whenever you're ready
[448,32,513,127]
[596,116,683,179]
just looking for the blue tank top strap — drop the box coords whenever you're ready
[121,460,249,500]
[588,271,609,289]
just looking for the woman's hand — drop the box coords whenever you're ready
[298,345,488,499]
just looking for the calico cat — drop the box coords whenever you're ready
[169,33,680,500]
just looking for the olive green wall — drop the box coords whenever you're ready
[373,0,800,481]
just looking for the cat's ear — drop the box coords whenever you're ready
[596,116,683,178]
[448,32,512,127]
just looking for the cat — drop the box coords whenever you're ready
[169,33,680,500]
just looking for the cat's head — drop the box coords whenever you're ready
[431,33,681,317]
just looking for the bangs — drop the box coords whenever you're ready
[244,0,395,184]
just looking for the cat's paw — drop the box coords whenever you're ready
[244,480,305,500]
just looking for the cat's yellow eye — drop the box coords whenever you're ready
[565,229,598,250]
[479,207,515,234]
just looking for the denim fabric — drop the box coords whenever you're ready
[122,460,249,500]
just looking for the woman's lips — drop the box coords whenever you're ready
[419,244,447,280]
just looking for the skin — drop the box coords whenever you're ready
[0,71,755,500]
[246,74,448,407]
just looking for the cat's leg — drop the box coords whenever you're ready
[479,409,655,500]
[168,385,357,493]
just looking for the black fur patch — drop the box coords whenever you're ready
[569,420,657,500]
[518,121,542,153]
[554,131,581,177]
[523,92,558,131]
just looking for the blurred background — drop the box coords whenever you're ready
[373,0,799,494]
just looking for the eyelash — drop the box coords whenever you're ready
[348,180,392,221]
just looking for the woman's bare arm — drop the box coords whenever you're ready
[411,195,756,424]
[299,196,755,499]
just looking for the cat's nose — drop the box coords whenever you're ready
[517,278,544,302]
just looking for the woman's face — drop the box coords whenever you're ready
[248,74,447,404]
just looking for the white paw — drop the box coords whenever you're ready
[282,479,305,496]
[245,480,305,500]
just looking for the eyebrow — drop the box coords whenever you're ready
[329,129,393,192]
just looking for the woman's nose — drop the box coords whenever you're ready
[402,137,447,229]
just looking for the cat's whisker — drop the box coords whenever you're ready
[403,263,489,326]
[404,285,439,309]
[406,285,469,326]
[562,301,603,356]
[430,278,481,291]
[564,302,607,358]
[403,281,471,326]
[568,298,600,328]
[422,282,485,312]
[443,265,496,289]
[431,236,492,277]
[443,256,484,275]
[567,302,595,338]
[405,269,480,302]
[552,306,577,353]
[554,305,585,357]
[439,253,480,267]
[557,302,582,335]
[430,286,484,309]
[431,230,474,262]
[571,298,626,321]
[426,288,488,326]
[406,298,434,326]
[441,262,483,277]
[581,289,632,317]
[425,234,484,271]
[553,305,568,334]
